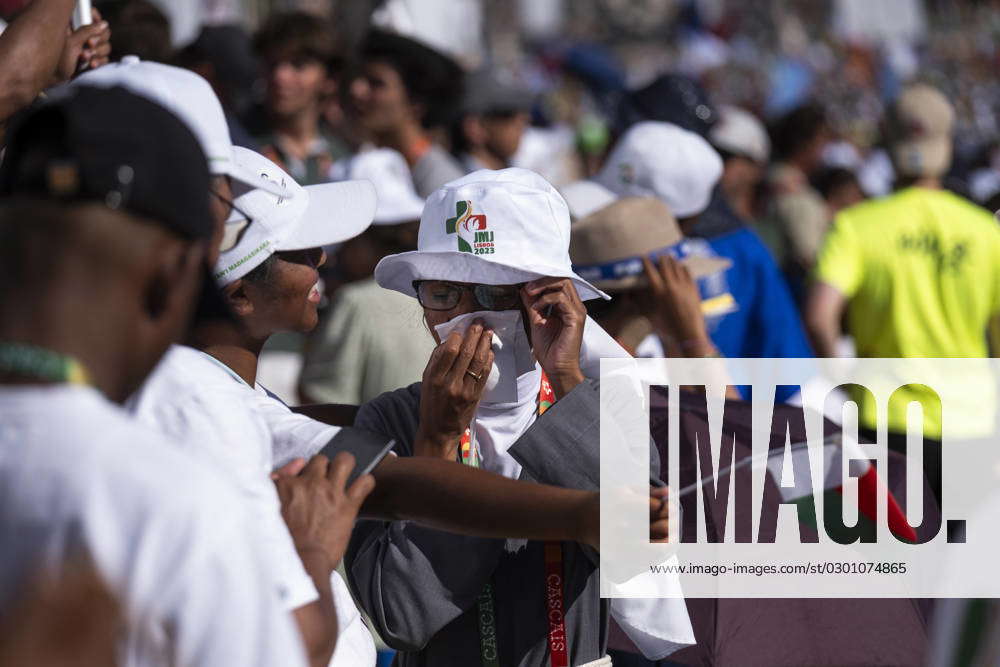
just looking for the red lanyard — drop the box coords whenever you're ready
[544,542,569,667]
[461,374,566,667]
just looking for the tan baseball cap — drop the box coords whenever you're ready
[570,197,731,291]
[886,84,955,178]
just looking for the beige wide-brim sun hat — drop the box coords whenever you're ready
[375,168,610,301]
[570,197,731,292]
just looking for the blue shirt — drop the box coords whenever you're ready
[706,227,813,359]
[704,227,814,402]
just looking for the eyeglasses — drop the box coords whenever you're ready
[210,189,255,252]
[413,280,524,312]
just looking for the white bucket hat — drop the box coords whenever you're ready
[375,168,609,301]
[72,56,290,197]
[329,148,425,225]
[215,147,377,285]
[596,121,722,218]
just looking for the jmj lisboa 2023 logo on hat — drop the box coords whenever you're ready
[446,200,495,255]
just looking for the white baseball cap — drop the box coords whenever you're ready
[560,180,618,221]
[72,57,290,197]
[596,121,723,218]
[329,148,425,225]
[375,168,609,301]
[709,105,771,164]
[215,147,377,285]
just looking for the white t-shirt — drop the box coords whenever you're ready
[0,384,306,667]
[128,345,320,611]
[329,569,378,667]
[131,345,377,666]
[245,382,343,469]
[248,386,379,667]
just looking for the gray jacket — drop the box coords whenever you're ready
[346,379,618,666]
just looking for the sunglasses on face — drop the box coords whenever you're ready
[413,280,524,312]
[276,247,325,269]
[211,189,255,252]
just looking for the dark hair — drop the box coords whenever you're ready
[450,112,475,156]
[358,29,464,128]
[254,11,341,74]
[173,25,258,103]
[242,254,279,286]
[98,0,172,64]
[811,167,860,200]
[769,104,827,161]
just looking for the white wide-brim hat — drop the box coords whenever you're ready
[375,168,609,301]
[215,147,376,285]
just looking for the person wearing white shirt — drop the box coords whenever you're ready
[130,153,385,666]
[0,87,306,666]
[71,58,375,667]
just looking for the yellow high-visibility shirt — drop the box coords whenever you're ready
[814,187,1000,437]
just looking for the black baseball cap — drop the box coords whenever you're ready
[0,85,213,238]
[0,85,232,323]
[617,73,717,138]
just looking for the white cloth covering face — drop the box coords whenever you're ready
[434,309,542,481]
[425,312,635,481]
[433,310,536,405]
[428,311,622,480]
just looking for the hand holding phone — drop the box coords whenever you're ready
[274,452,375,567]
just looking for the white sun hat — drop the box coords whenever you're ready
[72,56,290,197]
[596,121,723,218]
[709,104,771,164]
[560,179,618,221]
[329,148,425,225]
[375,168,609,301]
[214,147,377,285]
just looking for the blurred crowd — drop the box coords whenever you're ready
[0,0,999,666]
